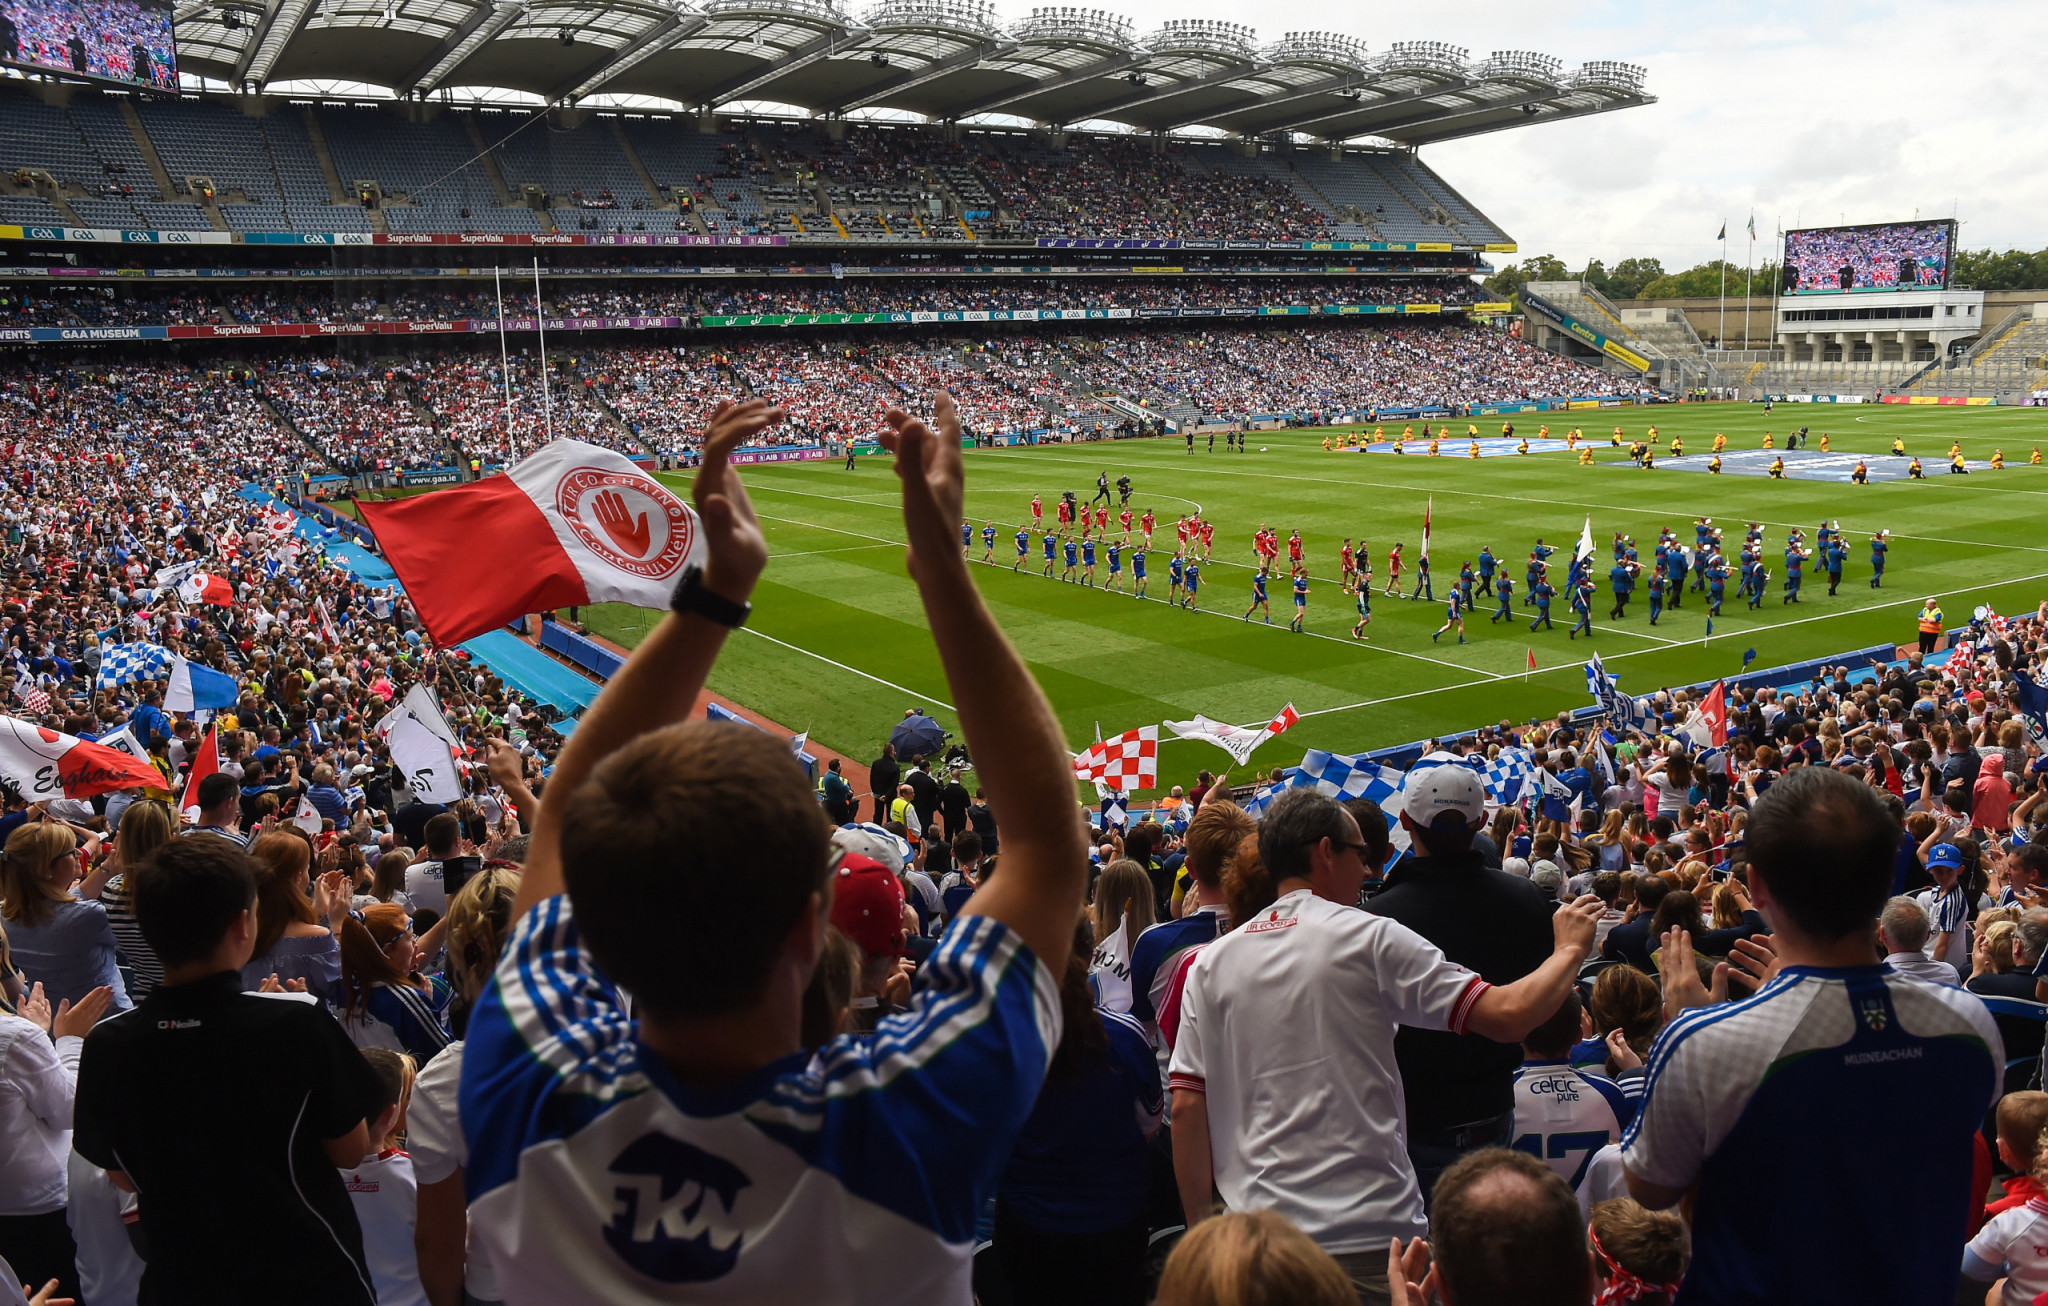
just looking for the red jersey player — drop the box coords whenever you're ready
[1385,542,1404,597]
[1340,538,1356,585]
[1287,530,1303,566]
[1119,506,1133,536]
[1030,494,1042,527]
[1096,505,1109,531]
[1199,518,1215,561]
[1056,499,1071,529]
[1141,508,1156,547]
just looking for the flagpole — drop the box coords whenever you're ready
[1743,212,1755,352]
[533,257,553,441]
[1718,221,1726,352]
[494,265,514,462]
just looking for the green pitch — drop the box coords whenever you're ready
[578,401,2048,792]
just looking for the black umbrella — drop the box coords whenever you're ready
[890,713,946,759]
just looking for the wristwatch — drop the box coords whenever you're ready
[669,566,750,628]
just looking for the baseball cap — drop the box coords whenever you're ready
[1530,860,1564,894]
[828,853,905,959]
[1927,843,1964,871]
[1403,764,1485,829]
[831,822,912,875]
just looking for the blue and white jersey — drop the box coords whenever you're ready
[461,897,1059,1304]
[343,977,453,1062]
[1622,965,2000,1305]
[1509,1058,1633,1190]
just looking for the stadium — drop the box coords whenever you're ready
[4,0,2048,1302]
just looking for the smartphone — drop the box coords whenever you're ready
[441,854,483,900]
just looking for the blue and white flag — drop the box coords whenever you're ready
[1246,749,1404,817]
[1100,791,1129,829]
[2015,671,2048,743]
[165,656,239,712]
[1536,768,1576,822]
[1585,652,1651,730]
[97,641,173,688]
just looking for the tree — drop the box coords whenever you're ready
[1638,260,1780,300]
[1952,248,2048,292]
[1483,254,1569,302]
[1605,257,1666,300]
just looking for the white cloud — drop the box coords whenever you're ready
[1054,0,2048,266]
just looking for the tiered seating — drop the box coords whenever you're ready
[135,98,289,229]
[317,106,536,234]
[488,118,654,232]
[1186,144,1359,238]
[263,111,370,232]
[1385,154,1508,243]
[1290,152,1447,241]
[0,93,105,189]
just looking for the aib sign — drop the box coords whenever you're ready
[604,1134,750,1282]
[555,467,694,580]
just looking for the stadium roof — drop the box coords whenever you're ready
[175,0,1652,143]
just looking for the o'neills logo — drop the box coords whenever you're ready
[556,468,692,579]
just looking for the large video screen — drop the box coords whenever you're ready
[0,0,178,91]
[1782,219,1955,295]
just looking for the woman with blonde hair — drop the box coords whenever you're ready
[97,799,176,1001]
[0,821,127,1010]
[1586,809,1629,872]
[409,864,521,1306]
[241,830,348,998]
[338,901,451,1059]
[1155,1210,1354,1306]
[1087,859,1156,1012]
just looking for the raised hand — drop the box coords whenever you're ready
[880,392,965,584]
[1659,925,1729,1019]
[1551,893,1604,955]
[18,981,52,1033]
[591,489,651,559]
[691,399,783,602]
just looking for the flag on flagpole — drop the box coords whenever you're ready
[180,724,219,814]
[358,439,710,648]
[1526,648,1537,673]
[1682,680,1730,748]
[165,657,240,713]
[291,796,323,835]
[9,678,51,716]
[1747,214,1756,239]
[1161,702,1301,767]
[1074,726,1159,792]
[1717,222,1726,240]
[1420,497,1433,562]
[377,684,465,803]
[314,597,340,645]
[790,731,810,756]
[1574,516,1595,565]
[1742,647,1758,669]
[0,715,163,802]
[176,572,235,607]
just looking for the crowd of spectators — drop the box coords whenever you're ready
[0,275,1485,329]
[258,359,447,473]
[0,359,2043,1305]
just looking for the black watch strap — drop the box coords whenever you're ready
[669,565,750,628]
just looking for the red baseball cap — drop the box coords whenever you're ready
[829,854,905,959]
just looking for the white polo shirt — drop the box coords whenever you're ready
[1168,888,1490,1254]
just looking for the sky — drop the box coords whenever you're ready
[1088,0,2048,271]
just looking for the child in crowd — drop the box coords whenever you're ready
[342,1048,427,1306]
[1588,1198,1688,1306]
[1987,1093,2048,1217]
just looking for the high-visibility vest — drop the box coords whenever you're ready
[1918,607,1943,634]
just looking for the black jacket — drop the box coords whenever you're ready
[1366,850,1554,1134]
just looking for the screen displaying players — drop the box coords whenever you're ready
[1781,220,1955,295]
[0,0,178,91]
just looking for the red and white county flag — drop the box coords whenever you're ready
[0,715,162,801]
[1421,496,1433,562]
[180,724,219,815]
[358,440,705,647]
[1683,680,1729,748]
[1074,725,1159,792]
[10,678,51,716]
[177,572,234,606]
[1162,702,1300,767]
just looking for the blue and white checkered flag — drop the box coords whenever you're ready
[1246,750,1406,818]
[1585,652,1650,730]
[96,641,173,688]
[1476,749,1536,805]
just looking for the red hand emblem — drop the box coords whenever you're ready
[591,488,651,558]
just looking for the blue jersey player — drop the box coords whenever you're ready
[1289,570,1309,634]
[1061,536,1078,583]
[1244,569,1271,623]
[1131,545,1148,598]
[1168,551,1185,602]
[1183,560,1201,611]
[1080,536,1096,586]
[1105,539,1123,592]
[980,521,997,562]
[1041,529,1057,577]
[1433,588,1467,644]
[1013,527,1030,572]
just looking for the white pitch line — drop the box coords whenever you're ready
[737,626,956,713]
[770,542,898,559]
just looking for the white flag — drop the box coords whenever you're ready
[314,597,340,645]
[1161,703,1301,767]
[1575,516,1596,564]
[376,684,463,803]
[291,796,323,835]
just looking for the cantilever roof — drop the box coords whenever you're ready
[173,0,1652,143]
